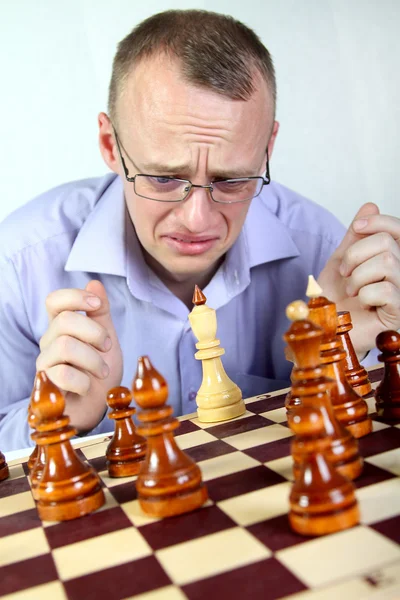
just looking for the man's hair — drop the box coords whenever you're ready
[108,9,276,122]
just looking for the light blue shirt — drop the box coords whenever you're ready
[0,174,347,451]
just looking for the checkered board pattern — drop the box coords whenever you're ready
[1,365,400,600]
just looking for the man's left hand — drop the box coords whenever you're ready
[318,202,400,356]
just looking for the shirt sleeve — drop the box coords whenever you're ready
[0,259,39,451]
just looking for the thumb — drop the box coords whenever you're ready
[333,202,380,259]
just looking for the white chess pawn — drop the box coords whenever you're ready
[188,286,246,422]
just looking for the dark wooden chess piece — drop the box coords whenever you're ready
[106,386,147,477]
[306,276,372,438]
[27,403,39,471]
[0,450,9,482]
[284,301,363,481]
[30,371,105,521]
[336,311,372,397]
[27,398,46,480]
[132,356,208,517]
[375,330,400,420]
[289,404,360,536]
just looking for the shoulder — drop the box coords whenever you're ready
[260,181,346,246]
[0,173,117,265]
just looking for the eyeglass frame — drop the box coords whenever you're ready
[111,124,271,204]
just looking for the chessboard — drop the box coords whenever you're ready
[1,364,400,600]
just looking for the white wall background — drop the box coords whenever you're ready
[0,0,399,225]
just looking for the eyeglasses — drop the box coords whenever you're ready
[112,126,271,204]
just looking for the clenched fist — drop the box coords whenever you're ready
[37,280,123,432]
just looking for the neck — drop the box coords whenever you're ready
[143,251,223,309]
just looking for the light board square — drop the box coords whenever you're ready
[156,527,270,585]
[224,423,292,450]
[277,526,400,588]
[217,481,291,527]
[53,527,152,580]
[199,451,259,481]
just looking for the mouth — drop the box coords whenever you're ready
[162,235,219,255]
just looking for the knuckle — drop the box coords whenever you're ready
[382,250,395,268]
[57,334,75,357]
[56,310,73,330]
[45,292,55,312]
[378,232,393,251]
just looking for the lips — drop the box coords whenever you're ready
[162,234,218,255]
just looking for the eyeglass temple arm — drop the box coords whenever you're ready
[113,127,135,182]
[264,147,271,185]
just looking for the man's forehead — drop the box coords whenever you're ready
[117,53,273,126]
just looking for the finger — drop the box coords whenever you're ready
[358,281,400,324]
[84,281,119,344]
[346,252,400,297]
[44,364,92,396]
[40,311,112,352]
[46,287,102,321]
[352,213,400,242]
[340,232,400,277]
[36,335,110,381]
[330,203,380,261]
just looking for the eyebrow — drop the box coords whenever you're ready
[139,162,257,179]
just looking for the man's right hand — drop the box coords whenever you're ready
[36,280,123,433]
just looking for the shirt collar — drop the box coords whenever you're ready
[65,174,126,277]
[65,174,153,303]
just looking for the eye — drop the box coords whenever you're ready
[150,177,173,185]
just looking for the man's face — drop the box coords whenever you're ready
[102,55,277,286]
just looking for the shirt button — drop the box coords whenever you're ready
[189,390,197,401]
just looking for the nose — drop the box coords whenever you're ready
[177,186,217,233]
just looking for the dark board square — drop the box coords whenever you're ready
[208,465,286,502]
[0,476,31,499]
[244,437,292,463]
[371,514,400,545]
[368,366,384,384]
[139,504,236,551]
[358,428,400,458]
[108,481,138,504]
[175,420,201,436]
[64,555,171,600]
[0,508,41,538]
[248,392,287,413]
[0,553,57,597]
[205,415,274,439]
[87,455,108,473]
[355,461,396,489]
[248,514,308,552]
[45,507,132,550]
[185,440,236,463]
[182,556,307,600]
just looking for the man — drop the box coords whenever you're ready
[1,10,399,451]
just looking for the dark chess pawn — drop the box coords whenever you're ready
[306,276,372,438]
[375,330,400,420]
[284,300,363,481]
[132,356,208,518]
[106,386,147,477]
[289,405,360,536]
[30,371,105,521]
[0,450,9,482]
[336,311,372,397]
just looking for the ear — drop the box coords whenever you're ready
[267,120,280,159]
[98,112,120,174]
